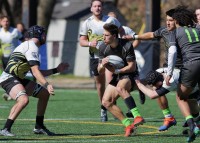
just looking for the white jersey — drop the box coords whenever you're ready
[80,15,121,58]
[155,67,198,95]
[0,41,40,82]
[0,27,22,57]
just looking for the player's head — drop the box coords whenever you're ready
[25,25,46,45]
[145,70,164,87]
[195,8,200,24]
[172,6,196,27]
[165,9,176,31]
[0,16,10,29]
[103,23,118,45]
[90,0,103,16]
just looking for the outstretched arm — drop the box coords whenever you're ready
[135,79,159,99]
[40,62,69,77]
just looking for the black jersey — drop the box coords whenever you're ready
[169,26,200,63]
[99,39,136,73]
[154,27,182,67]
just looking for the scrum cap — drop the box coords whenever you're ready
[25,25,45,41]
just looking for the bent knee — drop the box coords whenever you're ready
[102,99,112,109]
[18,96,29,106]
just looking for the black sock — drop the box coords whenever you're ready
[101,105,107,111]
[124,96,136,110]
[35,116,44,128]
[187,118,195,131]
[3,119,14,131]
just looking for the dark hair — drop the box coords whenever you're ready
[145,71,164,85]
[172,5,197,27]
[166,9,175,17]
[91,0,103,7]
[103,23,118,37]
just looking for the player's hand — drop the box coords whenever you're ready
[47,84,55,96]
[57,62,69,72]
[101,57,109,67]
[165,75,171,86]
[90,40,98,48]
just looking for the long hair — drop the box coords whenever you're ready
[172,6,197,27]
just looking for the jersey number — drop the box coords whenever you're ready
[184,28,199,43]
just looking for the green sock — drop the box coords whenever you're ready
[186,115,193,121]
[122,118,131,127]
[130,107,141,118]
[162,108,172,118]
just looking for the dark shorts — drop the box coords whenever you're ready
[90,58,99,76]
[1,77,43,97]
[109,71,138,91]
[179,60,200,87]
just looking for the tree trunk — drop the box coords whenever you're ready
[37,0,56,30]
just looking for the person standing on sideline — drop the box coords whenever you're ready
[0,25,69,137]
[0,16,23,100]
[122,9,177,131]
[98,23,145,136]
[79,0,124,122]
[0,16,22,69]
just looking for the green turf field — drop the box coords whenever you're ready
[0,89,199,143]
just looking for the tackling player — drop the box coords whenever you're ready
[0,25,69,136]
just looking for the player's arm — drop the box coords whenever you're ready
[40,62,69,76]
[122,32,155,41]
[135,79,170,99]
[115,59,136,74]
[166,31,177,85]
[31,65,54,95]
[135,79,159,99]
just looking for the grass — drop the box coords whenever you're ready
[0,89,199,143]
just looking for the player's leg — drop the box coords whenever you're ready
[157,96,176,131]
[0,78,28,136]
[24,80,54,136]
[116,77,145,127]
[176,85,199,142]
[91,58,107,122]
[102,85,135,137]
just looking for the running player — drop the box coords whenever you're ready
[79,0,124,122]
[98,23,145,136]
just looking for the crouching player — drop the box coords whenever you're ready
[98,23,145,137]
[0,25,69,136]
[135,68,200,133]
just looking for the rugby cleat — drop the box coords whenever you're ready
[187,126,200,142]
[0,128,15,136]
[159,117,177,131]
[133,116,145,127]
[33,125,55,136]
[124,125,135,137]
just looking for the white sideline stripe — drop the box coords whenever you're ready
[5,140,131,143]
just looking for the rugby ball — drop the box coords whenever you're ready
[107,55,124,69]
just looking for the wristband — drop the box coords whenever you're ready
[134,35,138,40]
[52,68,58,74]
[114,69,120,74]
[88,42,91,47]
[44,82,49,88]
